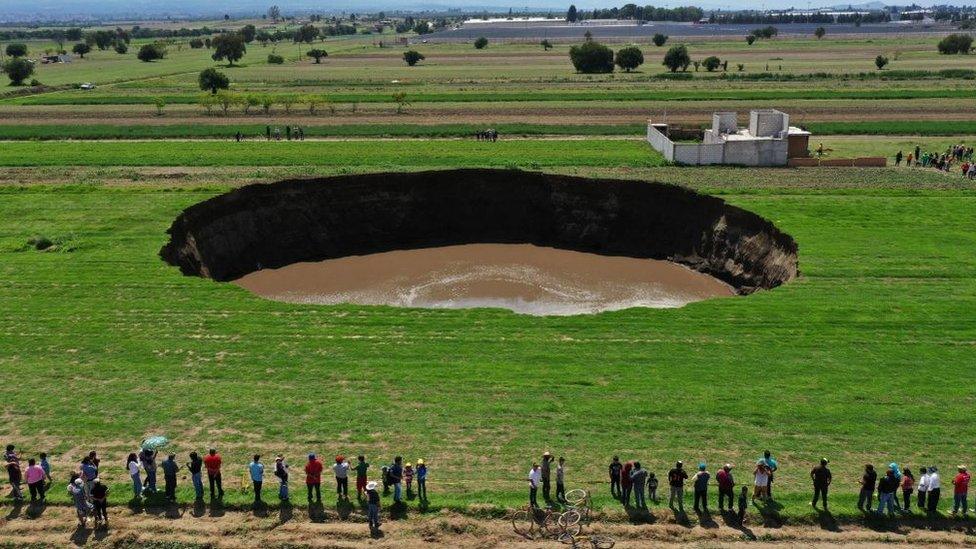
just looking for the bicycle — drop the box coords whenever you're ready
[557,532,616,549]
[510,505,583,540]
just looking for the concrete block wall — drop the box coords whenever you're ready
[712,112,738,134]
[749,110,789,138]
[646,125,675,161]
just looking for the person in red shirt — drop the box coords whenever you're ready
[305,453,323,504]
[203,448,224,499]
[717,464,735,511]
[952,465,970,516]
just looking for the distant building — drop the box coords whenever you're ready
[647,110,810,166]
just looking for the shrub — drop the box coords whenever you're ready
[27,235,53,250]
[652,33,668,47]
[541,39,553,51]
[662,44,690,73]
[3,58,34,85]
[29,78,41,86]
[614,46,644,72]
[737,63,745,71]
[938,34,973,54]
[267,53,284,64]
[569,40,614,73]
[137,43,166,62]
[814,26,826,39]
[752,26,778,39]
[403,50,425,66]
[474,37,488,49]
[746,35,756,46]
[5,43,27,57]
[199,68,230,94]
[189,38,205,49]
[114,42,128,54]
[702,56,721,71]
[875,54,889,70]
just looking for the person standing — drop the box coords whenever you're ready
[286,126,292,141]
[810,458,832,510]
[355,455,369,500]
[266,125,271,141]
[275,455,289,503]
[69,478,90,527]
[691,463,710,514]
[80,457,98,498]
[736,485,748,524]
[621,461,633,507]
[416,459,428,501]
[761,450,777,500]
[91,478,108,525]
[555,457,566,504]
[540,452,554,503]
[204,448,224,499]
[25,458,46,503]
[753,462,769,502]
[901,468,915,511]
[187,452,204,501]
[305,453,323,503]
[5,452,22,501]
[895,150,903,166]
[717,464,735,512]
[876,470,897,517]
[527,463,541,508]
[630,462,648,509]
[609,456,622,500]
[161,454,179,502]
[404,462,414,498]
[334,456,350,500]
[952,465,970,516]
[140,447,158,495]
[647,472,659,503]
[250,454,265,505]
[857,464,877,512]
[927,466,941,513]
[39,452,52,485]
[389,456,403,503]
[917,467,930,510]
[366,481,381,531]
[126,453,141,499]
[667,461,688,512]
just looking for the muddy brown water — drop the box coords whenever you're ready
[232,244,734,315]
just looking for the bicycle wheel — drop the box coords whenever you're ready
[541,511,562,539]
[557,531,577,546]
[511,509,535,539]
[590,534,616,549]
[558,509,582,528]
[565,489,588,506]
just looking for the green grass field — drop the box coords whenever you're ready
[3,25,976,529]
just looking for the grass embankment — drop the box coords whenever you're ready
[5,121,976,140]
[0,160,974,519]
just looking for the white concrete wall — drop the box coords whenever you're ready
[749,111,788,138]
[723,139,788,166]
[673,142,725,165]
[646,125,675,161]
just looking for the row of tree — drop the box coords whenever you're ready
[566,4,704,22]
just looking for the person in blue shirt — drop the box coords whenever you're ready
[39,453,52,484]
[249,455,265,504]
[80,457,98,498]
[389,456,403,503]
[416,459,428,501]
[161,454,179,502]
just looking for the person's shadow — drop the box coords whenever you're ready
[369,525,384,539]
[817,508,841,532]
[278,502,293,524]
[209,498,225,518]
[389,500,408,521]
[252,501,269,518]
[70,525,92,546]
[336,497,353,520]
[165,502,184,520]
[308,502,327,523]
[722,511,756,540]
[25,500,46,519]
[191,499,206,518]
[697,509,718,529]
[624,506,655,525]
[5,500,23,520]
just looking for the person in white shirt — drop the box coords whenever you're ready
[527,464,541,507]
[126,453,142,499]
[917,467,930,510]
[333,456,350,500]
[926,467,941,513]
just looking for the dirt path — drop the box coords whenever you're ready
[1,503,975,548]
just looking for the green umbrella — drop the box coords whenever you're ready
[141,436,169,450]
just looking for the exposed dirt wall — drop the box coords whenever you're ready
[160,169,798,294]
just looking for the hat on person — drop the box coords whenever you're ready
[543,451,551,457]
[366,481,377,491]
[74,478,83,486]
[275,455,283,462]
[724,463,733,470]
[308,453,316,460]
[93,478,100,484]
[821,458,829,465]
[417,459,425,465]
[406,462,412,467]
[959,465,967,471]
[698,463,706,471]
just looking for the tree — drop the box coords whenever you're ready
[72,43,91,58]
[746,35,756,46]
[5,44,27,58]
[114,42,128,54]
[66,28,83,41]
[52,30,66,52]
[153,97,166,116]
[614,46,644,72]
[307,49,328,63]
[541,39,553,51]
[662,44,690,73]
[814,26,826,40]
[403,50,425,66]
[392,91,409,114]
[875,54,889,70]
[938,34,973,54]
[474,37,488,49]
[267,53,284,64]
[256,31,272,46]
[241,25,257,43]
[199,68,230,94]
[751,26,778,39]
[567,4,579,22]
[702,55,721,71]
[652,33,668,47]
[413,21,432,35]
[137,43,166,62]
[569,40,614,73]
[294,24,320,43]
[268,5,281,22]
[211,33,246,66]
[189,38,205,49]
[3,58,34,85]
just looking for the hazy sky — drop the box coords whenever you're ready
[0,0,951,21]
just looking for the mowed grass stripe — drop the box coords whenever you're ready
[0,140,665,167]
[7,87,976,106]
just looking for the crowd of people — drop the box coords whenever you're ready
[527,449,973,523]
[4,443,428,533]
[475,129,499,142]
[894,143,976,178]
[232,125,308,142]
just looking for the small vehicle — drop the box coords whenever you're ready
[80,83,96,90]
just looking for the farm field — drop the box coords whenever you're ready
[2,19,976,547]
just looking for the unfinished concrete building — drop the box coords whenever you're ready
[647,110,811,166]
